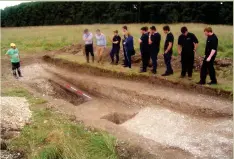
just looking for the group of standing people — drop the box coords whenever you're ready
[82,25,218,85]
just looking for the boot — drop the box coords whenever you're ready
[86,56,89,63]
[92,56,94,63]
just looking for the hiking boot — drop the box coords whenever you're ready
[162,72,173,76]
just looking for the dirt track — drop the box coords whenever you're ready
[1,56,233,159]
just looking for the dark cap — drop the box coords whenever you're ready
[150,26,156,31]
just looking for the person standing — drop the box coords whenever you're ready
[149,26,161,74]
[5,43,23,79]
[95,29,107,64]
[83,29,94,63]
[139,27,150,73]
[178,26,198,79]
[162,25,174,76]
[123,31,134,68]
[110,30,121,65]
[197,27,218,85]
[122,26,128,67]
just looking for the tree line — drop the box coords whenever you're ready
[1,2,233,27]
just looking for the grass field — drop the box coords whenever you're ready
[1,24,233,58]
[1,85,117,159]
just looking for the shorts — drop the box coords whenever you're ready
[12,62,20,70]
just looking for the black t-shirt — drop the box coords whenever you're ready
[140,33,149,52]
[164,32,174,54]
[205,34,218,56]
[149,32,161,52]
[112,35,121,48]
[178,32,198,53]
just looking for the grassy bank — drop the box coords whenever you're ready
[1,24,233,58]
[46,54,232,97]
[1,85,117,159]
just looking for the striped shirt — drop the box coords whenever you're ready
[95,34,106,47]
[83,33,93,45]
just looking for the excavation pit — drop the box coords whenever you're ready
[29,78,88,106]
[101,112,137,125]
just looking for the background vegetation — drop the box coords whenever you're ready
[1,24,233,58]
[1,2,233,27]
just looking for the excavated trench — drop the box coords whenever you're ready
[28,78,87,106]
[19,62,233,159]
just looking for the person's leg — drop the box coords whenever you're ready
[127,51,132,68]
[188,53,195,78]
[123,47,128,66]
[11,63,17,78]
[150,52,156,73]
[99,46,105,64]
[164,53,173,74]
[85,45,89,63]
[181,54,186,77]
[90,45,94,63]
[110,48,114,63]
[141,52,147,72]
[208,57,217,83]
[199,58,208,84]
[16,62,22,77]
[96,46,101,63]
[167,53,173,73]
[155,50,159,71]
[116,48,120,64]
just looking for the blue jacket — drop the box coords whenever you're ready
[124,36,134,52]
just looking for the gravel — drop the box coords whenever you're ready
[1,97,32,132]
[121,107,233,159]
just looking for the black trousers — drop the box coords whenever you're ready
[110,47,120,63]
[141,51,150,71]
[164,53,173,73]
[11,62,22,76]
[181,52,194,77]
[85,44,94,57]
[150,49,159,71]
[200,55,217,83]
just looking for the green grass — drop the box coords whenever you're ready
[1,87,47,105]
[2,86,117,159]
[54,54,233,92]
[1,23,233,58]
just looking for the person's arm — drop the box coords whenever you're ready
[165,42,172,54]
[177,36,182,55]
[103,35,107,47]
[193,34,199,54]
[206,37,217,62]
[149,34,152,44]
[165,34,173,54]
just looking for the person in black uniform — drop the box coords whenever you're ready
[178,26,198,79]
[110,30,121,64]
[139,27,150,73]
[162,25,174,76]
[122,26,128,67]
[197,27,218,85]
[149,26,161,74]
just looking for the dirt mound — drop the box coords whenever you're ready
[53,44,233,70]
